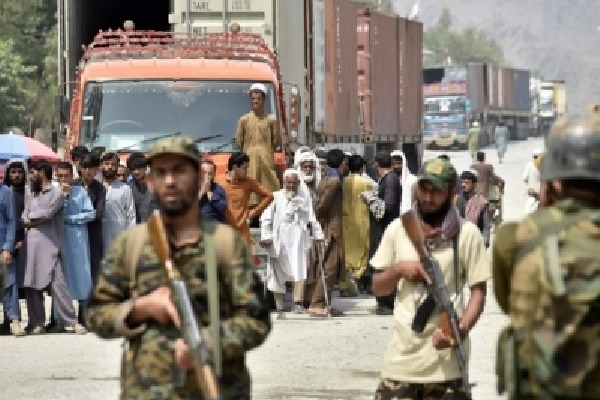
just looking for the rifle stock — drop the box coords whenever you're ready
[401,210,471,398]
[147,211,220,400]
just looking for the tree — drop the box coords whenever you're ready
[0,0,57,134]
[424,7,504,66]
[0,39,36,130]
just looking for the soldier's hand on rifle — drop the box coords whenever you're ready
[174,338,193,370]
[392,261,431,284]
[432,327,453,350]
[130,286,181,327]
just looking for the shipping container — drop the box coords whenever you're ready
[467,63,486,112]
[511,69,531,111]
[400,18,423,138]
[356,10,372,134]
[370,9,398,137]
[171,0,276,49]
[501,67,514,110]
[324,0,359,139]
[59,0,170,98]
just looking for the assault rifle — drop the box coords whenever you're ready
[147,211,220,400]
[401,210,471,399]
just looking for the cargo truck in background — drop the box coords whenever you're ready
[168,0,424,175]
[537,80,567,137]
[422,63,532,150]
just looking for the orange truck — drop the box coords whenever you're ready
[58,25,291,180]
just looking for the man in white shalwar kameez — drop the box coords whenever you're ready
[259,169,324,319]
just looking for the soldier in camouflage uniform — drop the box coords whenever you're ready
[493,114,600,400]
[87,136,272,400]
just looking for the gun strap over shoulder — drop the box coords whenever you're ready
[202,219,222,377]
[124,220,225,376]
[126,224,149,299]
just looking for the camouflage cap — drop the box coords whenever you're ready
[418,158,457,189]
[146,136,200,166]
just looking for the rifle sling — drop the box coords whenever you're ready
[202,220,222,378]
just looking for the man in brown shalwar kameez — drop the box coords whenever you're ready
[235,83,282,208]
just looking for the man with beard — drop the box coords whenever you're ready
[74,154,106,290]
[260,169,324,319]
[0,164,17,335]
[371,158,490,400]
[2,160,28,334]
[307,149,347,317]
[87,136,271,399]
[56,162,95,327]
[367,152,401,315]
[21,161,86,334]
[100,152,136,253]
[127,152,156,223]
[292,150,322,312]
[456,170,491,248]
[390,150,418,215]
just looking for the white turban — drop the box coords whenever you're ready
[391,150,418,214]
[294,150,321,187]
[250,83,267,94]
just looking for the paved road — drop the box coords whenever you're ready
[0,137,544,399]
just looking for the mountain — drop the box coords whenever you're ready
[393,0,600,112]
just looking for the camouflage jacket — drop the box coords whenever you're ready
[87,218,271,400]
[493,198,600,398]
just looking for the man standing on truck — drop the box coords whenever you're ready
[235,83,281,209]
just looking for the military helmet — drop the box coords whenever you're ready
[541,114,600,182]
[146,136,200,166]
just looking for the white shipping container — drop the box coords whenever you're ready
[170,0,275,48]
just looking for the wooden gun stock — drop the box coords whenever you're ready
[147,211,220,400]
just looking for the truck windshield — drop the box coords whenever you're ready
[79,80,278,152]
[424,96,466,114]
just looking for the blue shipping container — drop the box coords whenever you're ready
[512,69,531,111]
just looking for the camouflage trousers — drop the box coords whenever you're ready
[374,377,469,400]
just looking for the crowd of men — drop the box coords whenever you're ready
[3,81,588,400]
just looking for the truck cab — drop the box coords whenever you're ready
[63,28,289,179]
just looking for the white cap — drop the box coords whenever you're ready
[250,83,267,94]
[344,151,352,157]
[533,148,543,156]
[472,121,479,127]
[390,150,404,157]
